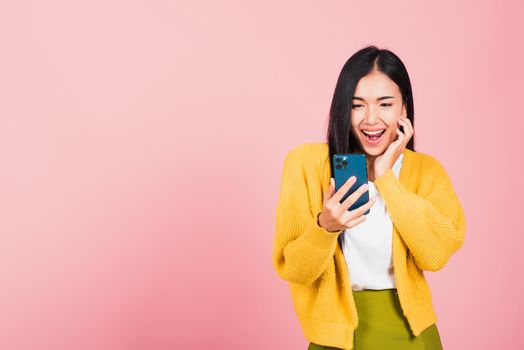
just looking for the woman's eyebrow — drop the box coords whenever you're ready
[352,96,395,101]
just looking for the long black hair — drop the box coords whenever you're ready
[327,45,416,175]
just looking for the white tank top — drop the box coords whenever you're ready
[339,153,404,291]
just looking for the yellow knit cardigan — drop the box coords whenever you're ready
[272,142,466,350]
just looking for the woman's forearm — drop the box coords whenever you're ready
[374,165,466,272]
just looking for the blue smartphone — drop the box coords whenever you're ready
[332,153,370,215]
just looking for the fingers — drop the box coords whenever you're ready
[331,176,357,203]
[321,182,377,231]
[336,195,376,229]
[354,195,377,216]
[399,116,413,134]
[323,178,337,205]
[397,118,412,147]
[341,193,376,218]
[396,127,403,137]
[342,214,367,229]
[337,182,369,213]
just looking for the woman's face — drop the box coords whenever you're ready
[350,71,407,157]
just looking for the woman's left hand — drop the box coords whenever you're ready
[374,117,414,179]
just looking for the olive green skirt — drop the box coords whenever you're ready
[307,289,443,350]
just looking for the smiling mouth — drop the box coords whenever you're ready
[361,129,386,142]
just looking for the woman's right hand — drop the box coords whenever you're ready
[317,176,377,233]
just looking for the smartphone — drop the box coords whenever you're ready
[332,153,370,215]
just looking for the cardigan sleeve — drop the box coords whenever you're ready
[374,157,466,272]
[272,147,342,286]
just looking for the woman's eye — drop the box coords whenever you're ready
[352,105,363,109]
[381,103,393,107]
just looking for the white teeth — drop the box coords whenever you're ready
[362,129,385,136]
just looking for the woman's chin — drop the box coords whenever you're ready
[358,133,393,155]
[363,147,384,156]
[360,143,394,158]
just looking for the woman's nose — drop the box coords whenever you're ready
[364,110,380,123]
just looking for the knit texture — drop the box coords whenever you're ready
[272,142,466,350]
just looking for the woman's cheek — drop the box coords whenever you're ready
[386,129,396,142]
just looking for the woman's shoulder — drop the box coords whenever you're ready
[409,149,446,168]
[407,149,453,183]
[280,142,327,173]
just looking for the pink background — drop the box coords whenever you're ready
[1,1,522,349]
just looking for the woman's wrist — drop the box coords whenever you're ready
[317,212,341,233]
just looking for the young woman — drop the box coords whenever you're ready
[272,46,466,350]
